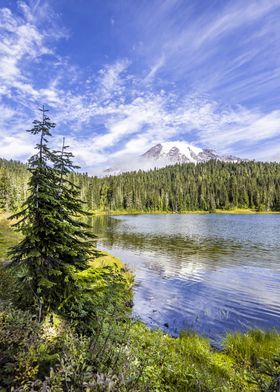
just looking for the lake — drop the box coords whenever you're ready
[91,214,280,345]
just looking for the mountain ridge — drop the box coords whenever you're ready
[104,141,245,176]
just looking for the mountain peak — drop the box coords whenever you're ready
[104,140,244,176]
[142,141,203,164]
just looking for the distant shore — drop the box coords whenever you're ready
[91,208,280,216]
[2,209,280,226]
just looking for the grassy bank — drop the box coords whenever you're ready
[0,214,19,261]
[1,303,280,391]
[91,208,280,216]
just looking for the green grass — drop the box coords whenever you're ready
[1,305,279,391]
[126,324,280,391]
[0,214,19,261]
[91,208,280,216]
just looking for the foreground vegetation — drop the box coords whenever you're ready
[1,110,279,391]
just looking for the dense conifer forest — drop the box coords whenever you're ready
[1,158,280,213]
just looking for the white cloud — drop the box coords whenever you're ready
[145,54,166,81]
[98,60,130,100]
[0,135,34,161]
[0,0,280,174]
[0,6,50,86]
[193,0,280,49]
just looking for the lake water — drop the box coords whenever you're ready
[91,214,280,345]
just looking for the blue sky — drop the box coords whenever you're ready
[0,0,280,173]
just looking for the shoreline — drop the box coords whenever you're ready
[91,208,280,216]
[2,209,280,223]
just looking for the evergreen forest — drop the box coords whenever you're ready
[1,158,280,213]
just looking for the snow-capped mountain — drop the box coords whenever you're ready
[104,141,244,176]
[142,142,243,164]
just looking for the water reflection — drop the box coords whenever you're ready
[90,214,280,345]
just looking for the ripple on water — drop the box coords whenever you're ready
[92,214,280,345]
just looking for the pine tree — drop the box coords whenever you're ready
[9,107,95,320]
[51,136,96,269]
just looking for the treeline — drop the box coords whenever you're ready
[1,158,280,212]
[0,158,29,211]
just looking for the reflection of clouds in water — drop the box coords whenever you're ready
[133,267,280,345]
[206,266,280,310]
[102,244,280,345]
[92,214,280,345]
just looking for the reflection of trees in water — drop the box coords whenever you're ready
[89,216,279,271]
[88,215,120,233]
[89,216,242,269]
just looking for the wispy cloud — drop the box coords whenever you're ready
[0,0,279,173]
[0,6,49,86]
[98,60,130,100]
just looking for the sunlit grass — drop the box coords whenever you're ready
[90,208,280,216]
[0,214,19,261]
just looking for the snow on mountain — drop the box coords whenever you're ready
[143,142,203,163]
[104,141,244,176]
[142,142,202,163]
[142,141,243,164]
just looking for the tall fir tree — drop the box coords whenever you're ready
[9,107,95,320]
